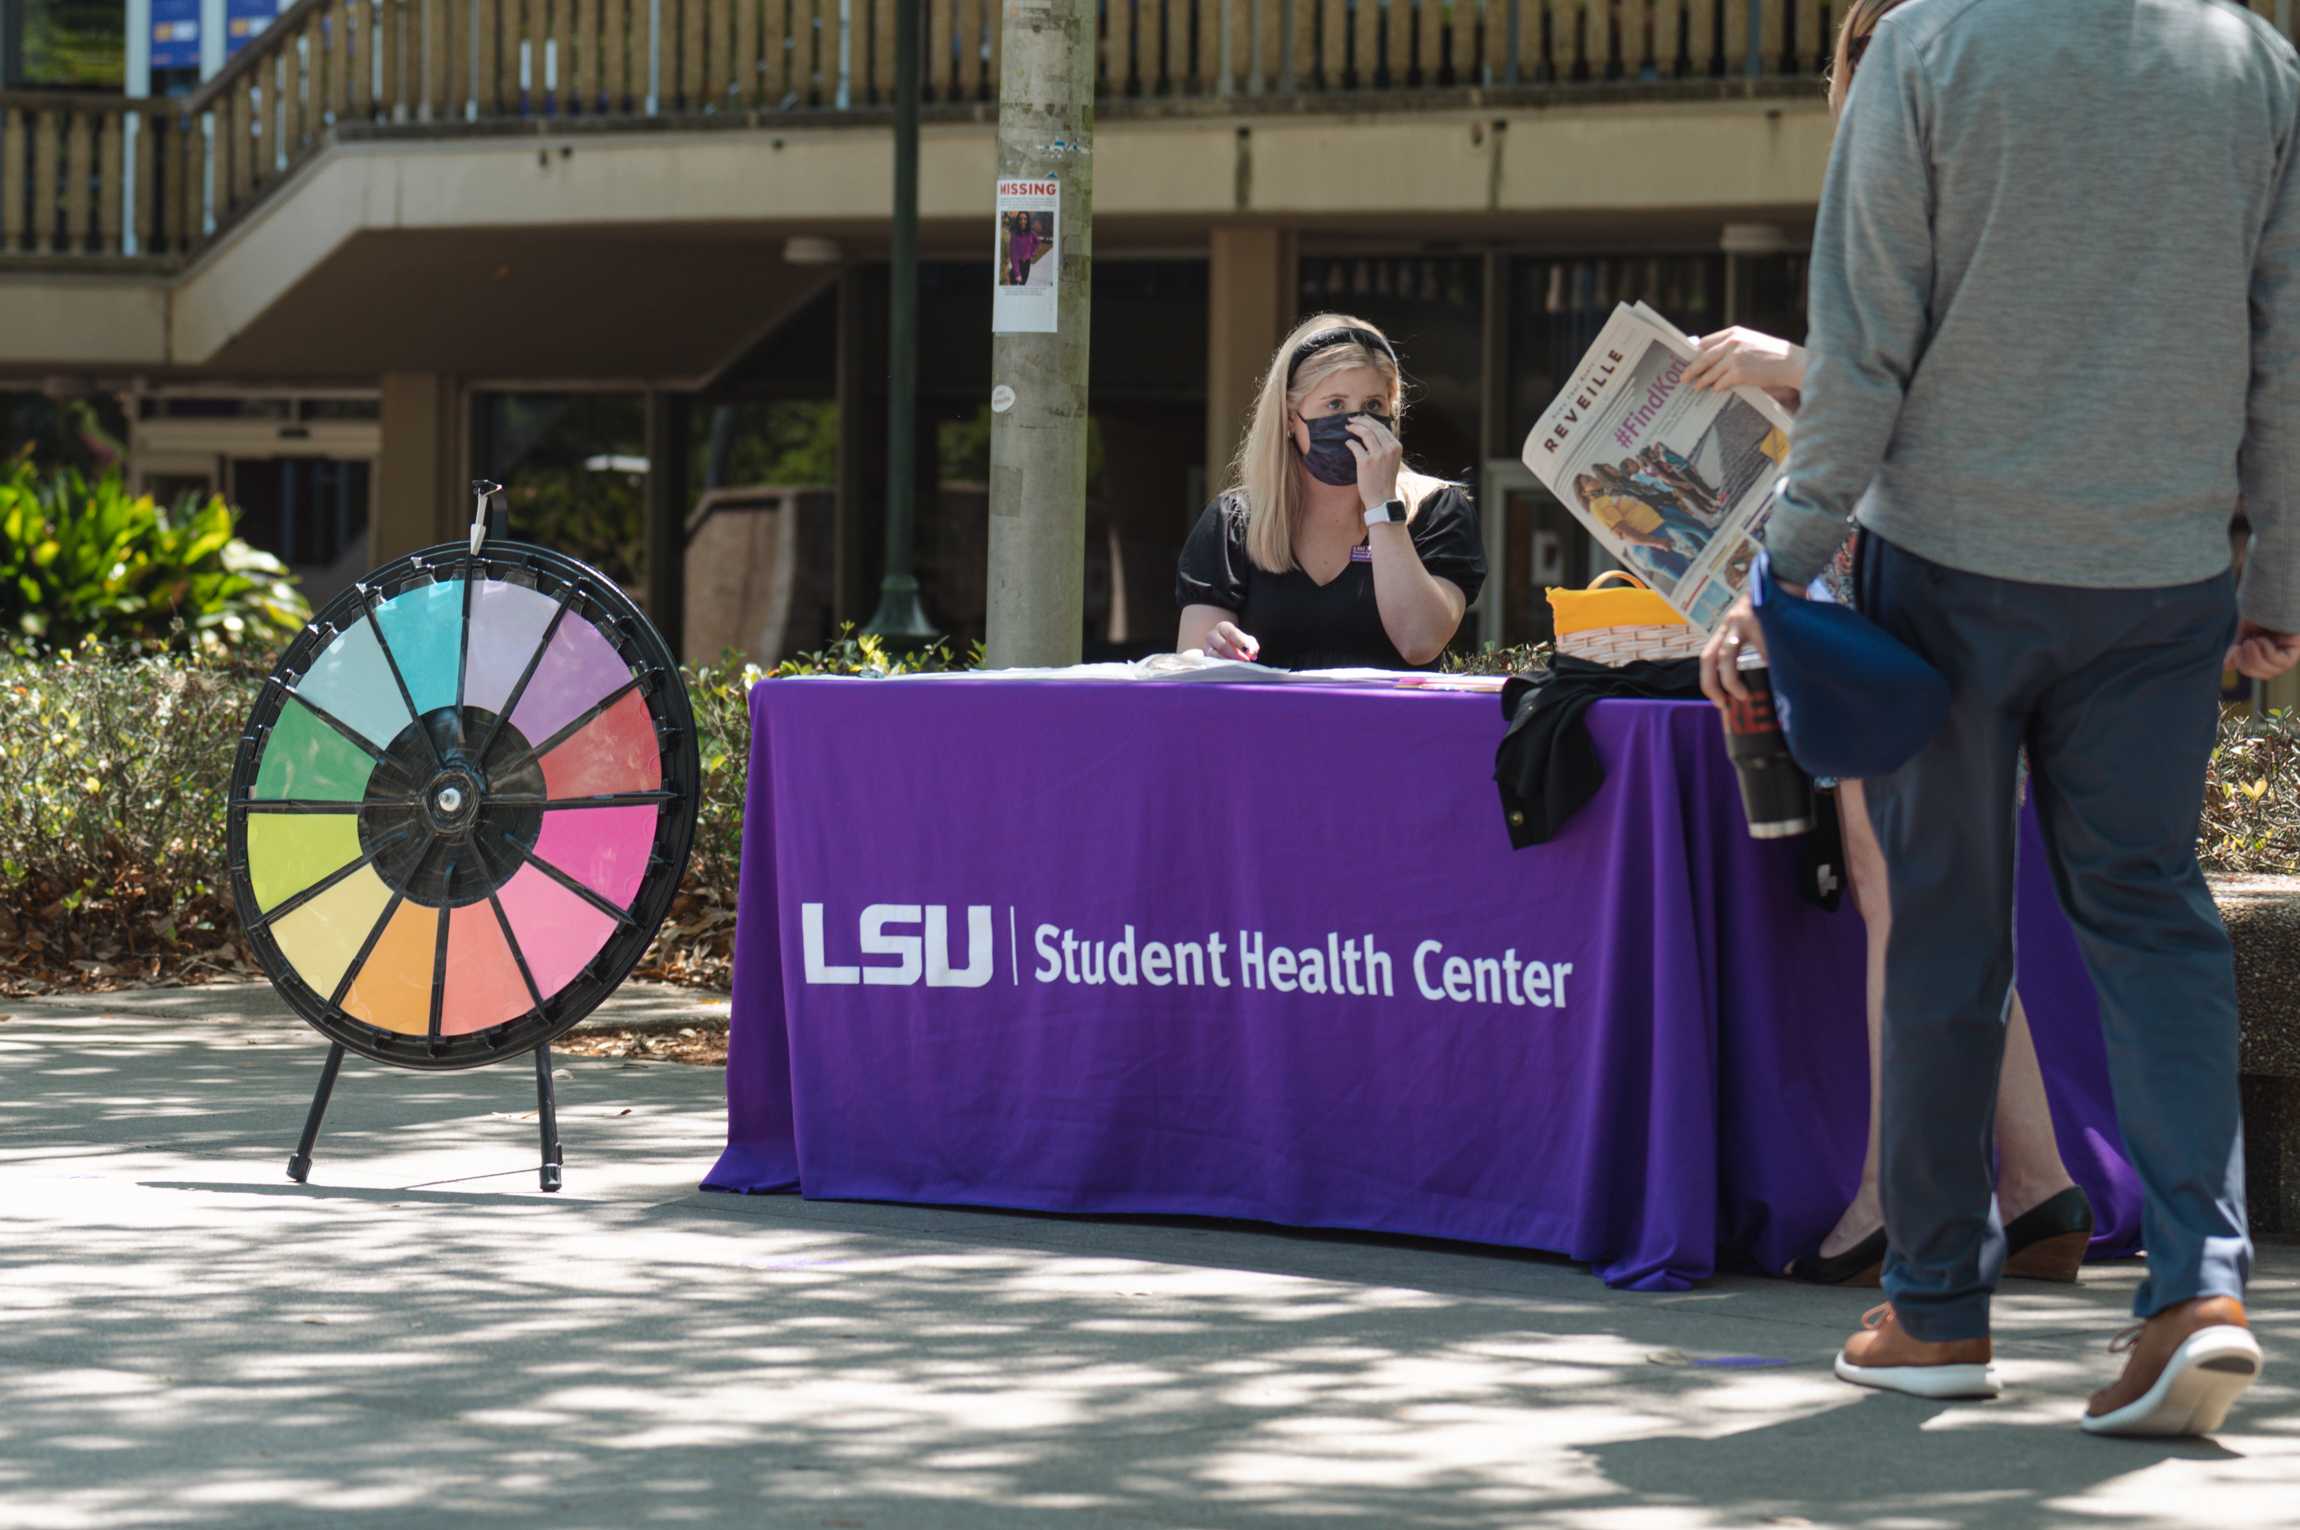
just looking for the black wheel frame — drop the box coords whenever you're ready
[226,540,700,1071]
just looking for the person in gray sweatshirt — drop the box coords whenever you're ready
[1701,0,2300,1435]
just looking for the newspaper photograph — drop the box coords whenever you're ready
[1519,302,1795,631]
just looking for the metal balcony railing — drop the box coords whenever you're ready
[3,0,2296,266]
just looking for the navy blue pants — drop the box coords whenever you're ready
[1857,534,2250,1342]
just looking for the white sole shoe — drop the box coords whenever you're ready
[2081,1326,2263,1438]
[1834,1351,2002,1399]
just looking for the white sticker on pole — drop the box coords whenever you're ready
[993,178,1060,334]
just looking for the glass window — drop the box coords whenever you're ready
[148,396,293,419]
[11,0,126,89]
[1298,254,1484,483]
[1737,252,1813,348]
[228,457,373,607]
[687,400,839,491]
[473,393,650,602]
[1507,255,1732,442]
[300,398,383,422]
[2,392,127,475]
[144,471,216,509]
[900,257,1207,659]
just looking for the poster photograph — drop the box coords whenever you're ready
[993,178,1060,335]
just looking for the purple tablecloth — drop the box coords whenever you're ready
[705,677,2141,1289]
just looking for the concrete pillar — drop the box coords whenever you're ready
[1205,226,1296,508]
[374,373,461,563]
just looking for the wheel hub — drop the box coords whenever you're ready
[422,762,484,836]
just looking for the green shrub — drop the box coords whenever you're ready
[4,641,2292,998]
[2201,708,2300,876]
[634,653,751,989]
[0,643,258,985]
[1444,641,1554,676]
[0,455,309,652]
[768,625,980,678]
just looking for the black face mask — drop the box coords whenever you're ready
[1297,411,1391,488]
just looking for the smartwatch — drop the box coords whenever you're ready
[1362,498,1407,527]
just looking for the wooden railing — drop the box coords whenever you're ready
[0,92,190,259]
[6,0,2299,263]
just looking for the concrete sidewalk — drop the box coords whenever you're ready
[1,983,2293,1530]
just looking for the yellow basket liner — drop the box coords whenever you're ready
[1546,570,1687,636]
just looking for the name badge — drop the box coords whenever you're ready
[1350,545,1373,563]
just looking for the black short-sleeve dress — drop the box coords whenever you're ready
[1174,486,1487,670]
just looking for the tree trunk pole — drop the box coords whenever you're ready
[985,0,1094,668]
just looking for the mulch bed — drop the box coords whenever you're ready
[555,1025,730,1066]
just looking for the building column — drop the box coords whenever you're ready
[1205,226,1296,509]
[374,372,461,563]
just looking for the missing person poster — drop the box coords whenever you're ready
[993,179,1060,334]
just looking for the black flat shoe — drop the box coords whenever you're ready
[2003,1186,2093,1283]
[1787,1228,1886,1287]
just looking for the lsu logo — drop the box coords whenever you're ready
[801,903,995,988]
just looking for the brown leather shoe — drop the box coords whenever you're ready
[1834,1302,2001,1399]
[2082,1296,2262,1437]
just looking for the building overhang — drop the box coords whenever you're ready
[0,94,1832,384]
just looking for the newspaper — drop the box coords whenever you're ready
[1519,302,1796,632]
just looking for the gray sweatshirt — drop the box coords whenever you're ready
[1767,0,2300,633]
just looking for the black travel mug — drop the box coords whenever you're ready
[1721,650,1814,839]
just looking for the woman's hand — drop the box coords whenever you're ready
[1698,595,1768,708]
[1203,621,1261,662]
[1685,328,1807,408]
[1178,605,1259,662]
[1346,414,1405,511]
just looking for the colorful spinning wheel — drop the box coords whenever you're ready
[228,532,698,1081]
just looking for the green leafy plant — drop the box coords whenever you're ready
[0,642,261,989]
[634,652,753,989]
[1444,641,1554,676]
[2201,707,2300,876]
[7,639,2288,1000]
[769,624,981,678]
[0,455,310,652]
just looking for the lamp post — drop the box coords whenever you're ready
[862,0,939,643]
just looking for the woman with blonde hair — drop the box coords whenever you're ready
[1689,0,2093,1285]
[1176,315,1484,669]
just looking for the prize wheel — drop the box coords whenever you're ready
[227,539,699,1070]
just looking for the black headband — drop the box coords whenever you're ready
[1287,326,1398,380]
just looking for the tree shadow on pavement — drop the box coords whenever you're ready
[1,994,2293,1530]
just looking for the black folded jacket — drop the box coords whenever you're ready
[1493,656,1705,849]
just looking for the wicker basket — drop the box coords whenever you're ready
[1548,571,1707,665]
